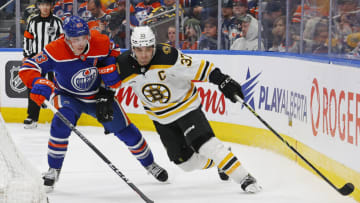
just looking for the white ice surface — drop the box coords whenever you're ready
[5,123,357,203]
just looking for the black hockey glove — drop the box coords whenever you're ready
[95,88,115,123]
[209,68,244,103]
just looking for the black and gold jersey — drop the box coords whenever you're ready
[116,43,215,124]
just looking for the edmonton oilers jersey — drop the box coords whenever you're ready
[20,30,118,102]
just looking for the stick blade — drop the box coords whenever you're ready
[339,183,354,196]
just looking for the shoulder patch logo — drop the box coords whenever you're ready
[162,45,171,55]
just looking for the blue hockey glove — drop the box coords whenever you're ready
[30,77,55,106]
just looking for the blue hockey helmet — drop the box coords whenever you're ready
[63,16,89,38]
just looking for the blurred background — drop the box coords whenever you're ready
[1,0,360,59]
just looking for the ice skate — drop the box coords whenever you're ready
[42,168,61,192]
[24,118,37,129]
[240,173,262,193]
[145,162,168,182]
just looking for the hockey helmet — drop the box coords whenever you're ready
[131,26,156,63]
[63,16,90,38]
[131,26,156,48]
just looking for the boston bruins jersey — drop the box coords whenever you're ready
[117,43,215,124]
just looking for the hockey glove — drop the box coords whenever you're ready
[30,77,55,106]
[98,64,122,89]
[209,68,244,103]
[95,88,115,123]
[219,76,244,103]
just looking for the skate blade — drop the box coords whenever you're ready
[244,184,262,193]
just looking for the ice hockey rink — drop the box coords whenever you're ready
[5,123,357,203]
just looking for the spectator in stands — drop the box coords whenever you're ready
[227,0,248,46]
[165,25,176,47]
[230,14,264,50]
[53,0,73,20]
[106,0,126,13]
[107,10,126,48]
[347,32,360,58]
[248,0,258,19]
[221,0,235,50]
[311,22,329,54]
[305,19,338,54]
[146,0,184,25]
[183,0,218,26]
[88,0,106,18]
[334,0,360,53]
[181,18,201,50]
[232,0,248,19]
[78,0,93,21]
[268,16,299,53]
[87,0,109,33]
[130,0,161,26]
[292,0,325,24]
[261,1,283,51]
[199,17,218,50]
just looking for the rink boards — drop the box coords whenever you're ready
[0,49,359,201]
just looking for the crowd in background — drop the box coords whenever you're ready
[0,0,360,58]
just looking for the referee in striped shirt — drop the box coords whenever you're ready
[23,0,63,129]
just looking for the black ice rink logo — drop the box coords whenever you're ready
[5,60,28,98]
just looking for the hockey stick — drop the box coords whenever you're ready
[234,95,355,196]
[44,100,154,203]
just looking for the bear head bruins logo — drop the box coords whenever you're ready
[142,83,170,104]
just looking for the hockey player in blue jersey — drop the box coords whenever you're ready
[19,16,168,190]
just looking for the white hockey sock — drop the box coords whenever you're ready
[178,152,215,172]
[198,137,248,183]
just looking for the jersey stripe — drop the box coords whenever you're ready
[149,64,173,70]
[122,73,138,83]
[194,60,206,81]
[203,63,214,82]
[144,90,199,119]
[145,83,196,111]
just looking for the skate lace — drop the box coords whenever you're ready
[146,163,163,177]
[43,168,60,180]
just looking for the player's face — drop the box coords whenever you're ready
[67,35,89,55]
[133,46,154,66]
[38,3,51,17]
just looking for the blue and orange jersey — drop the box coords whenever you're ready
[78,1,109,21]
[53,0,73,20]
[130,1,161,26]
[78,2,91,21]
[19,30,121,101]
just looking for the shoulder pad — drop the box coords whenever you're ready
[116,50,137,79]
[151,44,178,66]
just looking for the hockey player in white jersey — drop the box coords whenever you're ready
[115,26,262,193]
